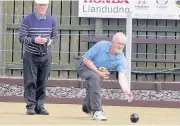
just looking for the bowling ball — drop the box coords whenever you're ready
[130,113,139,123]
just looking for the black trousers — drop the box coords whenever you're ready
[23,51,52,109]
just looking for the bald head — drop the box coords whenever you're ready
[112,32,127,44]
[110,32,126,54]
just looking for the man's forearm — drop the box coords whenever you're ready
[50,26,58,44]
[83,58,100,74]
[19,21,35,44]
[118,72,130,93]
[19,35,35,44]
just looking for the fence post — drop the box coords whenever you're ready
[0,1,5,76]
[126,12,132,89]
[88,18,103,48]
[95,18,103,36]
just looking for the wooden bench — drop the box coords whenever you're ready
[74,36,180,75]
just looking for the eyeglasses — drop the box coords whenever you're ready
[112,41,126,46]
[118,43,126,46]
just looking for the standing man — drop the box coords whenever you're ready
[76,32,133,121]
[19,0,58,115]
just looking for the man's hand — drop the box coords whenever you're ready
[125,91,133,102]
[98,67,110,80]
[35,36,48,44]
[46,38,53,46]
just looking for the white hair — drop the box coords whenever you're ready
[112,32,127,43]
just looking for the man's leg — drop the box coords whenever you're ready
[35,53,51,115]
[82,81,91,114]
[82,69,108,120]
[76,59,107,121]
[23,52,38,115]
[86,71,102,112]
[76,59,102,112]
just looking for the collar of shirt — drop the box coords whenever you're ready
[34,12,46,20]
[105,43,121,60]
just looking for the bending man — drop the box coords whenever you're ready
[76,32,133,121]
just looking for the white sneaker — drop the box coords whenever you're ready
[92,111,107,121]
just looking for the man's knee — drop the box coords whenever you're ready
[24,80,36,89]
[90,72,100,81]
[89,72,101,90]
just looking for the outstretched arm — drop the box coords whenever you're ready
[118,72,133,102]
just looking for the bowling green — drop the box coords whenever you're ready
[0,102,179,125]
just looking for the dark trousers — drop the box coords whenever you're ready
[76,58,102,112]
[23,51,52,110]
